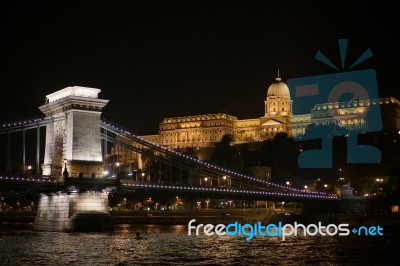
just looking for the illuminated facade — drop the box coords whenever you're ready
[139,74,294,149]
[157,113,236,149]
[111,74,400,170]
[140,73,400,148]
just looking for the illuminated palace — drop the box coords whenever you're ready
[111,73,400,168]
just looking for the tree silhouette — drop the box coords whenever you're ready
[385,166,400,205]
[261,132,299,182]
[210,134,246,173]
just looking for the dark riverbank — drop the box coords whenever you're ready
[1,210,400,229]
[0,209,265,226]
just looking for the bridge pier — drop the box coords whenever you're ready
[34,192,112,232]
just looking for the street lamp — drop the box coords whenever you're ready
[115,162,120,178]
[27,165,32,175]
[221,175,231,187]
[141,171,145,182]
[375,178,384,195]
[203,177,209,186]
[222,175,226,187]
[175,196,182,210]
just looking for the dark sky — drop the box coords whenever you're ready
[1,1,398,134]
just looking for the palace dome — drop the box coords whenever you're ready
[267,76,290,97]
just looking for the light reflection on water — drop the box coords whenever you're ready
[0,224,399,265]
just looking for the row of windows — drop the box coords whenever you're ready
[163,114,236,123]
[236,123,258,127]
[270,107,286,112]
[160,129,229,137]
[271,101,288,105]
[314,100,378,110]
[263,127,283,131]
[161,136,223,144]
[162,132,227,141]
[161,123,233,130]
[236,129,257,133]
[237,133,256,139]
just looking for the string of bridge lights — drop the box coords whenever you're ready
[1,116,51,128]
[0,176,56,183]
[101,119,329,196]
[121,182,337,200]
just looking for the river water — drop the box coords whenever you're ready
[0,223,399,265]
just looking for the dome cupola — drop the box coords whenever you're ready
[267,70,290,97]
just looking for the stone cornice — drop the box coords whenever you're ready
[39,96,109,116]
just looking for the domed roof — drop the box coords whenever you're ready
[267,76,290,97]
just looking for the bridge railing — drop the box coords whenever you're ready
[0,115,66,133]
[119,180,338,200]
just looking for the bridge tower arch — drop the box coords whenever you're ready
[39,86,109,180]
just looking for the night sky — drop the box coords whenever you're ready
[1,2,398,135]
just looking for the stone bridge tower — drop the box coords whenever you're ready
[39,86,109,180]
